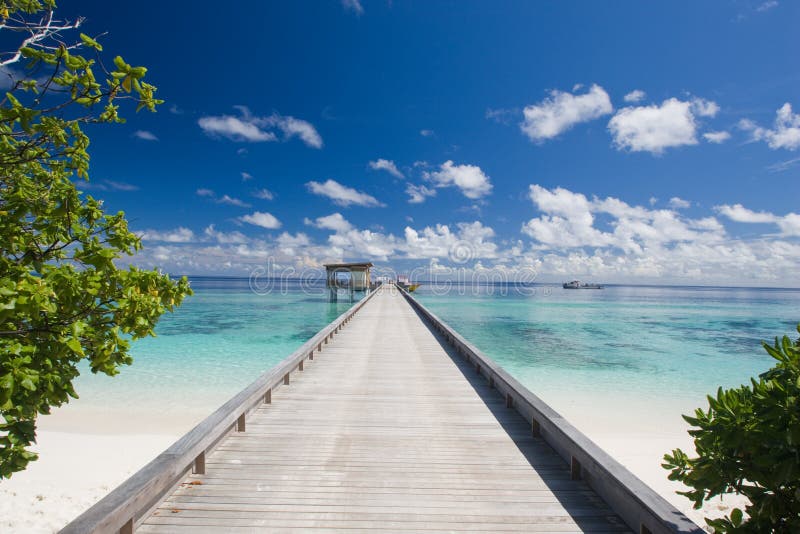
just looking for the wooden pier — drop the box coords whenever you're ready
[62,285,702,534]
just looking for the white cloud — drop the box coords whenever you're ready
[198,107,322,148]
[739,103,800,150]
[690,98,720,118]
[767,157,800,173]
[703,131,731,144]
[715,203,777,224]
[275,115,323,148]
[523,184,725,253]
[133,130,158,141]
[715,203,800,236]
[241,211,282,229]
[756,1,778,12]
[404,221,498,261]
[523,186,614,248]
[241,172,253,181]
[420,129,434,137]
[342,0,364,15]
[369,158,404,178]
[139,227,195,243]
[520,84,613,142]
[423,160,493,200]
[305,213,353,233]
[306,179,384,207]
[623,90,646,103]
[198,114,276,142]
[649,196,658,206]
[608,98,709,154]
[405,183,437,204]
[196,188,250,207]
[252,188,274,200]
[204,224,248,244]
[216,194,251,208]
[668,197,692,209]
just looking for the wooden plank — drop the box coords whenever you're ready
[59,288,380,534]
[137,288,629,533]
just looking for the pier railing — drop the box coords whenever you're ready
[397,286,703,534]
[60,288,379,534]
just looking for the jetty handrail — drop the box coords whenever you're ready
[60,287,380,534]
[397,286,703,534]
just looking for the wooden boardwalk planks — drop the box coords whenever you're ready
[138,287,629,533]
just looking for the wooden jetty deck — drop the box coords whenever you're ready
[62,285,702,534]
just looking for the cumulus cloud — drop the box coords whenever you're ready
[305,213,353,233]
[703,131,731,144]
[420,129,435,137]
[198,106,322,148]
[241,211,282,229]
[204,224,248,244]
[277,115,323,148]
[133,130,158,141]
[196,188,215,197]
[241,172,253,181]
[306,179,384,207]
[623,90,646,103]
[520,84,613,142]
[690,98,720,118]
[138,227,195,243]
[668,197,692,209]
[608,97,717,154]
[369,158,404,178]
[405,183,437,204]
[739,103,800,150]
[198,114,276,142]
[423,160,493,199]
[128,191,800,285]
[252,188,275,200]
[523,184,725,254]
[715,203,800,236]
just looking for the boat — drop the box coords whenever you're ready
[396,275,420,292]
[562,280,604,289]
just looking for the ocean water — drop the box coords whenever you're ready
[413,283,800,410]
[69,278,362,415]
[68,278,800,423]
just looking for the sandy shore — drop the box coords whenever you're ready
[1,391,745,532]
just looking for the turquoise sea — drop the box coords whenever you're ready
[69,278,800,424]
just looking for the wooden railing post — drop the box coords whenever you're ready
[283,373,290,385]
[299,359,304,371]
[194,451,206,474]
[119,518,133,534]
[264,389,271,404]
[571,456,582,480]
[237,413,246,432]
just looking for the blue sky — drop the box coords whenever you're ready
[61,0,799,285]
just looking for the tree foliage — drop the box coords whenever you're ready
[663,325,800,533]
[0,0,191,478]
